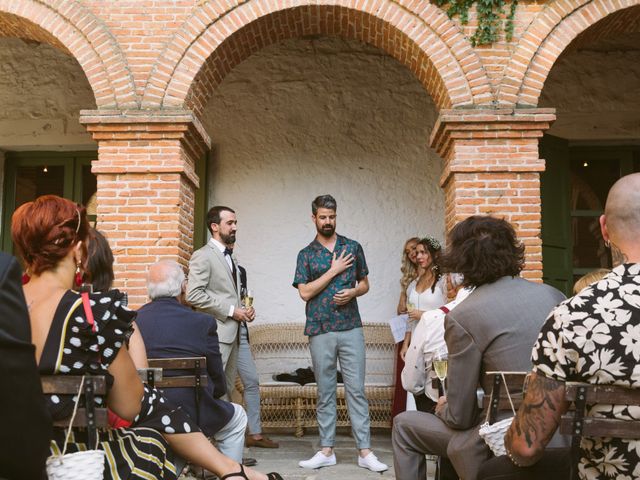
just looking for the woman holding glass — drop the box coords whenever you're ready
[399,236,447,410]
[391,237,421,418]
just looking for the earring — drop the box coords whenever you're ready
[74,261,83,288]
[605,240,611,248]
[21,272,31,285]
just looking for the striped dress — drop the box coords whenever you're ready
[40,289,198,480]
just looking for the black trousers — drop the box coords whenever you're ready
[477,448,571,480]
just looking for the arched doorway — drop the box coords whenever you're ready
[537,5,640,294]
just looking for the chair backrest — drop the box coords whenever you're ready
[145,357,208,424]
[560,382,640,480]
[146,357,208,389]
[41,375,108,449]
[482,371,529,424]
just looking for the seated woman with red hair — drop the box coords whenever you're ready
[13,195,281,480]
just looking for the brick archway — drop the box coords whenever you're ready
[499,0,640,106]
[0,0,136,109]
[142,0,493,114]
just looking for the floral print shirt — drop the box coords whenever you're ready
[293,234,369,336]
[532,263,640,480]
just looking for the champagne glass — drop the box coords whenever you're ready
[433,348,448,396]
[243,289,254,308]
[407,301,415,313]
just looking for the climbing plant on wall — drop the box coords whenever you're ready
[433,0,518,46]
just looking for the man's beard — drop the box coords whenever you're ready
[220,232,236,244]
[318,225,335,238]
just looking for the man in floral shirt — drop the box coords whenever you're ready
[505,173,640,479]
[293,194,388,473]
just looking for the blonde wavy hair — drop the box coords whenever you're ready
[573,268,611,295]
[400,237,420,290]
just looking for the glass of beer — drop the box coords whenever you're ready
[243,289,254,308]
[433,348,448,396]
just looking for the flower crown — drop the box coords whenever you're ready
[421,235,441,251]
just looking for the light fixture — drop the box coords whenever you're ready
[583,161,588,167]
[43,166,48,173]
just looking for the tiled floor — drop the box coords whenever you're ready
[182,430,437,479]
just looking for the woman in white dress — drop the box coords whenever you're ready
[400,236,447,410]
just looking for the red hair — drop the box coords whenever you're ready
[11,195,89,275]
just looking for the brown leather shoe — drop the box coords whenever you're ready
[245,435,280,448]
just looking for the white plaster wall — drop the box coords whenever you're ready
[541,37,640,141]
[0,38,96,150]
[202,37,445,325]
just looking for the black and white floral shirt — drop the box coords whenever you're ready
[532,263,640,480]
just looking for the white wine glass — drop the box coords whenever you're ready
[433,348,448,396]
[243,289,254,309]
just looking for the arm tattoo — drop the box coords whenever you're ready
[505,374,568,466]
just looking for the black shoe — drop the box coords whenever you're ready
[242,457,257,467]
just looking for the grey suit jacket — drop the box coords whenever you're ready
[186,242,241,344]
[440,276,565,478]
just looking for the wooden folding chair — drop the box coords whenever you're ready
[41,375,109,449]
[560,383,640,480]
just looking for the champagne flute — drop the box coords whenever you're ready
[243,289,254,308]
[433,348,448,396]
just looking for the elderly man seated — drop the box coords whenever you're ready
[136,260,249,465]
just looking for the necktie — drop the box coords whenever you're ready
[224,247,238,289]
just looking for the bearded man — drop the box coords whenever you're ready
[293,194,388,473]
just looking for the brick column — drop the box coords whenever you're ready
[430,108,556,281]
[80,110,211,307]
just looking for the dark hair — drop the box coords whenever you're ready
[417,237,442,292]
[439,215,524,287]
[11,195,89,275]
[86,229,115,292]
[206,206,235,235]
[312,195,337,215]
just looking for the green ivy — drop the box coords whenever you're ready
[433,0,518,46]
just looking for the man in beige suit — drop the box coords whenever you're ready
[187,206,255,399]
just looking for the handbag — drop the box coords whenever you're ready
[46,375,106,480]
[478,372,516,457]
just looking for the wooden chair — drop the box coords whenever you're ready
[143,357,208,423]
[560,383,640,480]
[482,371,529,422]
[41,375,108,449]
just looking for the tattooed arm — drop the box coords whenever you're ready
[504,372,569,466]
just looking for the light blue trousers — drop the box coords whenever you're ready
[309,327,371,449]
[237,323,262,435]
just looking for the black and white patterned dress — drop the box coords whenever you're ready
[40,289,199,480]
[533,263,640,480]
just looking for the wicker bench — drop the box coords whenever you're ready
[241,322,395,437]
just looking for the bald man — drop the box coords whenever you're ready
[494,173,640,478]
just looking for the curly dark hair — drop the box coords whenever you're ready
[439,215,524,287]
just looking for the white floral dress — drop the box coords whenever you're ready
[532,263,640,480]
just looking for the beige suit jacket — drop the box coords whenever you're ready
[186,242,241,344]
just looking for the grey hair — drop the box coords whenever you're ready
[312,195,337,215]
[449,273,465,288]
[147,260,185,300]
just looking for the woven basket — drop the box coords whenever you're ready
[46,450,105,480]
[46,375,105,480]
[478,371,516,457]
[478,417,513,457]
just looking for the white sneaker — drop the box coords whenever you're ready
[299,451,337,469]
[358,452,389,472]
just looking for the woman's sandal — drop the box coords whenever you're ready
[220,464,283,480]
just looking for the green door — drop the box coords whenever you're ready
[541,135,572,295]
[540,136,640,296]
[1,151,97,252]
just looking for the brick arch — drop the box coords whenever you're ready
[143,0,493,114]
[499,0,640,106]
[0,0,136,109]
